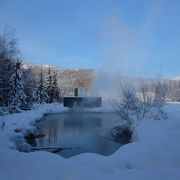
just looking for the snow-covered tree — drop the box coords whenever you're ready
[150,80,168,120]
[35,67,48,104]
[51,70,61,102]
[0,28,19,106]
[46,67,61,103]
[24,67,37,105]
[46,65,53,103]
[58,69,77,97]
[8,60,26,108]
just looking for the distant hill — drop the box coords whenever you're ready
[22,62,180,101]
[22,62,95,96]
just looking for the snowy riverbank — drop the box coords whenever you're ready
[0,103,180,180]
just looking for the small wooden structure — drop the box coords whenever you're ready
[63,88,102,108]
[63,96,102,108]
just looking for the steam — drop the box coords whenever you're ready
[89,71,125,101]
[89,1,164,100]
[99,0,164,77]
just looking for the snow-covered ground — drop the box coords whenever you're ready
[0,103,180,180]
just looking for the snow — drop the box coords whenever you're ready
[0,103,180,180]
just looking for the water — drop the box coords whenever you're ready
[35,111,124,158]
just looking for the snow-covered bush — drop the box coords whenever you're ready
[0,107,9,115]
[112,80,167,126]
[112,85,139,126]
[151,80,168,120]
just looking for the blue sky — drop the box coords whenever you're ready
[0,0,180,77]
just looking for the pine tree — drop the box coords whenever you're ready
[0,28,19,106]
[46,65,53,103]
[35,67,48,104]
[8,60,26,108]
[52,70,61,102]
[0,58,13,106]
[24,67,37,105]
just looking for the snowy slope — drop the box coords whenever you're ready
[0,103,180,180]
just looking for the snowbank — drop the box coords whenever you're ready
[0,103,180,180]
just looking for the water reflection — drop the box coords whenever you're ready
[36,112,122,158]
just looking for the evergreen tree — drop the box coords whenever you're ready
[46,65,53,103]
[52,70,61,102]
[35,67,48,104]
[8,60,26,108]
[24,67,37,105]
[0,28,19,106]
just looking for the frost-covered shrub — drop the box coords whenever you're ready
[150,80,168,120]
[8,106,22,114]
[0,106,22,115]
[112,85,139,126]
[112,81,167,125]
[0,107,9,115]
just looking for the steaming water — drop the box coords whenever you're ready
[35,111,123,158]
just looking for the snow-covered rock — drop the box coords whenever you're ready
[18,143,31,153]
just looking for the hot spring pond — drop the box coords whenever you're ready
[34,111,126,158]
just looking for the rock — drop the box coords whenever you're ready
[24,133,37,146]
[118,129,132,143]
[110,125,132,144]
[14,135,24,148]
[24,133,46,146]
[13,135,31,152]
[14,128,22,133]
[19,143,31,153]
